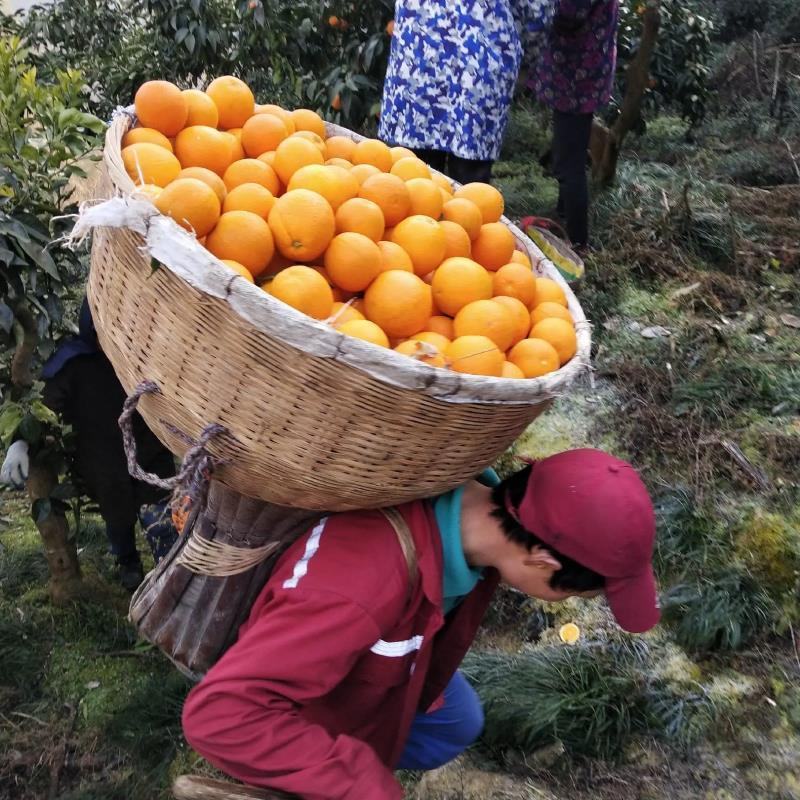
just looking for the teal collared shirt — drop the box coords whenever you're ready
[433,468,501,614]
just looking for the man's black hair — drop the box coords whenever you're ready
[490,464,605,592]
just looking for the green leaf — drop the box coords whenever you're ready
[74,112,105,134]
[30,399,58,426]
[185,32,196,53]
[0,402,24,448]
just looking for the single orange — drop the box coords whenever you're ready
[291,108,326,138]
[440,220,472,259]
[337,319,390,348]
[405,178,444,218]
[134,80,187,136]
[432,173,453,194]
[364,270,433,338]
[287,164,358,211]
[445,335,504,377]
[390,145,416,163]
[324,232,382,292]
[359,173,411,227]
[510,249,532,268]
[535,277,568,307]
[273,136,325,185]
[377,239,413,273]
[222,182,275,219]
[154,177,220,237]
[351,163,382,185]
[394,339,446,368]
[336,197,385,242]
[529,317,577,365]
[430,257,493,316]
[292,130,327,154]
[492,262,538,308]
[205,210,275,277]
[326,157,353,170]
[223,158,280,194]
[492,295,531,345]
[425,315,455,339]
[258,151,277,168]
[501,361,526,379]
[442,198,483,241]
[453,182,504,224]
[325,135,357,162]
[268,265,334,320]
[531,301,573,326]
[121,143,181,187]
[409,331,451,352]
[390,215,447,276]
[206,76,255,129]
[471,222,516,271]
[134,183,162,202]
[182,89,219,127]
[453,299,515,351]
[221,259,255,282]
[329,301,365,326]
[241,113,288,157]
[268,188,335,261]
[508,338,560,378]
[256,104,296,133]
[177,167,227,203]
[223,130,245,162]
[174,125,233,176]
[390,157,431,181]
[122,127,173,152]
[353,139,393,172]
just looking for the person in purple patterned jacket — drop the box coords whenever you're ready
[533,0,620,248]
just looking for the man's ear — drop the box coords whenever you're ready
[524,546,562,572]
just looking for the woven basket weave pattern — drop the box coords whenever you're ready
[87,113,590,511]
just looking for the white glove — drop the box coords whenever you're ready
[1,440,30,489]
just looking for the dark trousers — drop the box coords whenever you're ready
[412,148,493,185]
[552,110,594,247]
[43,353,176,562]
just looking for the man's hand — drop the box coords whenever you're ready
[1,440,30,490]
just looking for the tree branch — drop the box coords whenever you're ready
[10,301,37,391]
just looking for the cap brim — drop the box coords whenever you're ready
[605,567,660,633]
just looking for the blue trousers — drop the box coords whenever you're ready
[397,671,484,771]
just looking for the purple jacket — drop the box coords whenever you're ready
[533,0,620,114]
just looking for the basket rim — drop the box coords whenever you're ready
[95,107,591,406]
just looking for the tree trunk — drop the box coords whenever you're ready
[27,457,82,605]
[10,302,37,390]
[11,300,83,603]
[593,1,661,185]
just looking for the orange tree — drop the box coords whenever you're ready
[0,36,104,602]
[237,0,395,131]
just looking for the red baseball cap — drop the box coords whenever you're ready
[508,449,659,633]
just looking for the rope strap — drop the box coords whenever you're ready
[119,380,228,526]
[176,535,282,577]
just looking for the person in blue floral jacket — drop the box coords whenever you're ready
[379,1,556,185]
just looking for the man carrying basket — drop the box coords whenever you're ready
[181,447,659,799]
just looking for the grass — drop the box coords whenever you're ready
[0,496,189,799]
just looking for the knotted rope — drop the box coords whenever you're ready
[119,381,280,576]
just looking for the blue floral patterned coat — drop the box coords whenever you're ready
[379,0,556,161]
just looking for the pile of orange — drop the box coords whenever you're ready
[123,77,578,379]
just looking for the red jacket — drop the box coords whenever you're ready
[181,500,499,799]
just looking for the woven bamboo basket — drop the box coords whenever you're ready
[83,109,591,512]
